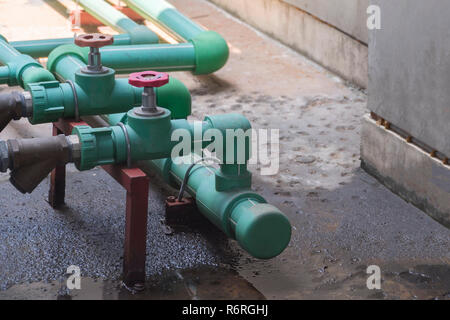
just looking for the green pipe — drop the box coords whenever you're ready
[0,38,55,87]
[4,0,160,58]
[48,35,226,77]
[76,0,159,44]
[28,46,190,124]
[100,43,196,73]
[122,0,229,74]
[123,0,204,41]
[4,0,228,74]
[151,158,291,259]
[104,112,291,259]
[0,66,9,84]
[72,111,212,170]
[10,34,132,59]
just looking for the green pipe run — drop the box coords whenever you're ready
[26,47,190,124]
[75,0,158,44]
[10,34,134,59]
[105,111,291,259]
[5,0,228,74]
[48,33,228,75]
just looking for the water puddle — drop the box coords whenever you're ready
[0,266,265,300]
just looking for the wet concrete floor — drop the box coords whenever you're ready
[0,0,449,299]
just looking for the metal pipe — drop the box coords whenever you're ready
[0,135,80,193]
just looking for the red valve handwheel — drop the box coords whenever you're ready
[128,71,169,88]
[74,33,114,48]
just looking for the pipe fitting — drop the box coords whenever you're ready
[0,91,31,132]
[0,135,80,193]
[0,38,55,87]
[46,44,89,74]
[190,31,229,75]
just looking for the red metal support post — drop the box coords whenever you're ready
[49,119,150,289]
[48,124,66,208]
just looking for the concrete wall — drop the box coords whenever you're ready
[208,0,368,87]
[284,0,369,43]
[362,116,450,227]
[364,0,450,226]
[369,0,450,157]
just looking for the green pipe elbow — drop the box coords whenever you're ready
[0,38,55,87]
[21,66,56,89]
[156,76,191,119]
[47,44,89,74]
[190,31,229,74]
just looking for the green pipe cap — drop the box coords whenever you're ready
[235,203,291,259]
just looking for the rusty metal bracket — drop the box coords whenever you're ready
[48,118,150,292]
[164,196,202,228]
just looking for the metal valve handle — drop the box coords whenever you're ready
[128,71,170,117]
[74,33,114,48]
[128,71,169,88]
[74,33,113,74]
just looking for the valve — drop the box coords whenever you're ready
[128,71,169,117]
[74,33,113,74]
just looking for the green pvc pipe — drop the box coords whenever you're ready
[10,34,132,59]
[0,38,55,87]
[104,113,291,259]
[4,0,228,74]
[100,43,196,73]
[30,49,191,123]
[76,0,158,44]
[0,66,9,84]
[123,0,204,41]
[151,158,291,259]
[122,0,229,74]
